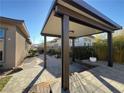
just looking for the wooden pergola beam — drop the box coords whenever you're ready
[61,15,70,90]
[55,5,115,32]
[41,33,76,39]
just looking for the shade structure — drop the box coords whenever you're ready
[42,11,102,37]
[41,0,121,37]
[41,0,122,91]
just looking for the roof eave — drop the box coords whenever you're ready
[63,0,122,30]
[41,0,122,37]
[40,0,57,35]
[0,16,30,39]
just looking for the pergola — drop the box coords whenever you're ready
[41,0,122,91]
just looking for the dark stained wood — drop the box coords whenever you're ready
[107,32,113,67]
[44,36,47,68]
[72,39,75,62]
[41,31,103,39]
[41,33,76,39]
[41,0,121,37]
[61,15,70,90]
[62,0,121,29]
[55,5,114,32]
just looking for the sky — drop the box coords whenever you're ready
[0,0,124,44]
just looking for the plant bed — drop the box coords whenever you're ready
[0,69,12,76]
[0,76,12,91]
[7,67,23,75]
[0,67,23,76]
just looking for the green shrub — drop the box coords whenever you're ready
[37,47,44,54]
[47,49,57,56]
[0,65,3,68]
[38,49,44,54]
[56,50,61,58]
[73,46,97,60]
[28,49,37,57]
[47,48,62,58]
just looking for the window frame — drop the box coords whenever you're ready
[0,28,5,62]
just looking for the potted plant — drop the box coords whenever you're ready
[89,48,97,62]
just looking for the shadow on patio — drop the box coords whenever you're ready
[69,65,124,93]
[22,68,45,93]
[23,55,124,93]
[37,55,96,78]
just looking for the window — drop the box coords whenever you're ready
[0,51,3,60]
[0,28,5,62]
[0,31,4,39]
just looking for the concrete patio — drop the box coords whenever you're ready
[1,55,91,93]
[1,55,124,93]
[29,55,124,93]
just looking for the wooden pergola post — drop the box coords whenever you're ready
[61,15,69,90]
[107,32,113,67]
[72,38,75,62]
[44,35,47,68]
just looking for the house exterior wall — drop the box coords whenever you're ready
[50,38,72,48]
[0,24,16,69]
[53,39,61,48]
[0,24,30,69]
[75,37,94,46]
[48,37,94,49]
[15,27,29,66]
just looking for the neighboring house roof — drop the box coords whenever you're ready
[0,16,31,44]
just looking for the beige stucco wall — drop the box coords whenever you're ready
[15,28,29,66]
[0,24,30,69]
[0,24,16,69]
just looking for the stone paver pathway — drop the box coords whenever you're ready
[1,55,124,93]
[1,57,46,93]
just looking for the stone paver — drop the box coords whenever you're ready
[81,60,124,72]
[29,55,124,93]
[1,57,45,93]
[1,55,86,93]
[1,55,124,93]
